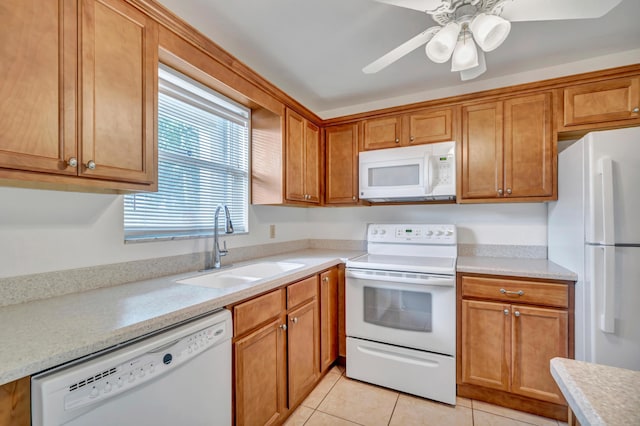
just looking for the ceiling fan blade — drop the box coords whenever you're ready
[500,0,623,22]
[372,0,444,13]
[363,27,440,74]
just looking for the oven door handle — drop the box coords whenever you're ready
[346,269,454,287]
[356,344,440,368]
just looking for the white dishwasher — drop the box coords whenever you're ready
[31,309,232,426]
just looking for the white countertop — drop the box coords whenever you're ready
[0,249,362,386]
[1,250,578,387]
[550,357,640,425]
[457,256,577,281]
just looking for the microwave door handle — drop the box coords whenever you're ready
[426,155,434,194]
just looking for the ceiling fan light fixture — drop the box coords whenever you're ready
[459,50,486,81]
[470,13,511,52]
[450,30,478,72]
[425,21,461,63]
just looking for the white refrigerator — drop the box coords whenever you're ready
[548,126,640,370]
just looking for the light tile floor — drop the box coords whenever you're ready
[284,366,569,426]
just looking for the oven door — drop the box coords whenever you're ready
[346,268,455,355]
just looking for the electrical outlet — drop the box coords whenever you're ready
[269,224,276,239]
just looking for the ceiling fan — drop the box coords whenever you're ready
[363,0,623,80]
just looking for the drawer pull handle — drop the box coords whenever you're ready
[500,288,524,296]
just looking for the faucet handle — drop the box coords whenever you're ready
[220,240,229,256]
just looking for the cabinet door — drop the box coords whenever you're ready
[461,300,510,391]
[461,102,503,199]
[80,0,157,184]
[0,0,76,175]
[304,121,321,203]
[235,318,287,426]
[285,109,306,202]
[362,116,402,150]
[511,305,568,404]
[0,377,30,426]
[325,123,359,204]
[504,93,553,198]
[562,76,640,127]
[405,107,454,146]
[319,268,339,372]
[288,300,319,406]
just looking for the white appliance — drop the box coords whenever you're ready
[358,142,456,202]
[32,309,232,425]
[548,127,640,370]
[346,223,457,405]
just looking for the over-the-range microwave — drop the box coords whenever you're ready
[358,141,456,202]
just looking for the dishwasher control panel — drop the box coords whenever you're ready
[63,320,227,411]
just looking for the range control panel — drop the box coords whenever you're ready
[367,224,456,244]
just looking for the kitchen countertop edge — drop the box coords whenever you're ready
[456,256,577,281]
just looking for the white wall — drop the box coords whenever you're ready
[307,203,547,245]
[0,185,547,278]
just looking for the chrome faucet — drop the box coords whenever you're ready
[209,204,234,269]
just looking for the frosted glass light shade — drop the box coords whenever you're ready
[470,13,511,52]
[425,22,461,63]
[451,35,478,72]
[460,50,486,81]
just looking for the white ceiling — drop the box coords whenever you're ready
[156,0,640,118]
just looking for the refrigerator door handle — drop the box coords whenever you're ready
[600,246,616,333]
[599,157,615,245]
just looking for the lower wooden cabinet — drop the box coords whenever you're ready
[232,268,341,425]
[0,377,30,426]
[457,273,574,421]
[319,267,339,371]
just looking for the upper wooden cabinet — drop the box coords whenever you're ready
[79,0,157,185]
[325,123,359,205]
[559,75,640,133]
[0,0,76,177]
[285,108,321,204]
[460,93,554,202]
[361,106,455,150]
[0,0,157,191]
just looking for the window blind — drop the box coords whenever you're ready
[124,65,250,241]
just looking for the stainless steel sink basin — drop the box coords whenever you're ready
[176,261,305,289]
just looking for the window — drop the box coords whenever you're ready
[124,65,250,241]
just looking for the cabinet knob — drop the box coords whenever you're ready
[279,324,287,331]
[506,188,512,195]
[322,276,329,282]
[503,309,509,316]
[497,188,503,196]
[352,196,357,201]
[67,157,78,168]
[86,160,96,170]
[632,107,639,113]
[410,136,415,142]
[514,311,521,317]
[291,317,298,324]
[394,138,400,144]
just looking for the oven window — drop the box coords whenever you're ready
[363,287,432,332]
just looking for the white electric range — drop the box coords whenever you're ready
[345,223,457,405]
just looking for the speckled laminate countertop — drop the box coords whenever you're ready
[1,251,578,387]
[551,357,640,425]
[0,249,362,386]
[457,256,577,281]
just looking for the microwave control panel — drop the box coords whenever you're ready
[430,154,454,189]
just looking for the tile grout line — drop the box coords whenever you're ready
[386,392,400,426]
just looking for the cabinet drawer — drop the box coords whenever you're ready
[234,289,285,336]
[287,275,317,308]
[461,276,568,308]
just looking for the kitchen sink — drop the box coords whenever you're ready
[176,261,305,289]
